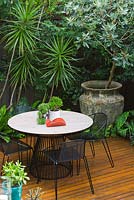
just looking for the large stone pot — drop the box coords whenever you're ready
[79,80,124,125]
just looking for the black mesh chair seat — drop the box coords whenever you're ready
[37,139,94,200]
[45,146,83,163]
[67,113,114,168]
[80,130,106,140]
[0,132,33,171]
[0,139,32,155]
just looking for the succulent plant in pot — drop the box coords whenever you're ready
[48,96,63,120]
[2,160,30,200]
[49,96,63,111]
[37,97,63,124]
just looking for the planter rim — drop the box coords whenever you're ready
[81,80,122,91]
[11,183,22,188]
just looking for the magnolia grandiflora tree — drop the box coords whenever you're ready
[64,0,134,87]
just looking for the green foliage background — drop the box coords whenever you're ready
[0,0,134,109]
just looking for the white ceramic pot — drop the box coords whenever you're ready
[49,110,60,121]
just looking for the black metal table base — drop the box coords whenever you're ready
[30,135,72,180]
[30,162,71,180]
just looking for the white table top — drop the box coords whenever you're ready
[8,110,93,135]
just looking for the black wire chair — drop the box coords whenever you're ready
[37,139,94,200]
[67,112,114,168]
[0,132,33,171]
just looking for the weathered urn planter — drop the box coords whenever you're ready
[79,80,124,125]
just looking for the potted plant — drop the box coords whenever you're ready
[64,0,134,124]
[2,160,30,200]
[37,103,50,124]
[48,96,63,120]
[37,96,63,123]
[49,96,63,111]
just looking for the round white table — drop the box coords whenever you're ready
[8,110,93,135]
[8,110,93,180]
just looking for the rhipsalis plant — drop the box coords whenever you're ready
[25,187,44,200]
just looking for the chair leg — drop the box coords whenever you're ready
[20,152,23,162]
[2,154,6,166]
[26,136,34,165]
[54,164,58,200]
[76,160,81,175]
[83,156,94,194]
[31,150,41,183]
[89,141,95,157]
[101,139,114,168]
[36,162,40,184]
[70,161,73,177]
[18,149,21,162]
[0,155,6,175]
[26,149,33,168]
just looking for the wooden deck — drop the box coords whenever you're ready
[22,137,134,200]
[3,137,134,199]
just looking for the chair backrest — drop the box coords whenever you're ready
[0,138,19,154]
[0,132,32,155]
[90,112,107,138]
[58,139,85,162]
